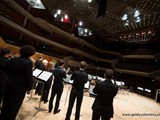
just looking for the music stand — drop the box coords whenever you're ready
[27,69,43,102]
[33,71,53,117]
[84,81,90,89]
[155,89,160,102]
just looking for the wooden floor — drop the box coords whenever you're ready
[16,85,160,120]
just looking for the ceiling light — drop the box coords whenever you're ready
[61,17,64,22]
[124,20,129,26]
[78,27,92,36]
[88,0,92,3]
[148,31,152,34]
[122,14,128,21]
[124,22,129,26]
[89,31,92,35]
[52,9,70,23]
[121,7,141,25]
[64,14,70,23]
[136,17,141,22]
[134,10,140,17]
[57,9,61,15]
[36,0,41,4]
[54,13,58,18]
[26,0,45,9]
[64,14,68,19]
[78,21,83,26]
[84,29,88,33]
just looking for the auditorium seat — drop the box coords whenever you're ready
[155,89,160,102]
[115,81,126,94]
[144,88,151,97]
[137,87,144,95]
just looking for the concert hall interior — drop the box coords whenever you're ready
[0,0,160,120]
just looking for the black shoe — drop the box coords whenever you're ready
[48,110,51,113]
[54,109,61,114]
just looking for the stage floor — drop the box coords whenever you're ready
[16,84,160,120]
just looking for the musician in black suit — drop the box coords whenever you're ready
[0,45,36,120]
[34,56,44,70]
[48,62,66,114]
[65,61,88,120]
[91,69,118,120]
[0,48,11,105]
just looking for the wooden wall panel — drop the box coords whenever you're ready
[0,37,59,65]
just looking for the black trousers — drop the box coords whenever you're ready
[48,83,63,112]
[92,111,111,120]
[41,79,52,103]
[0,84,5,105]
[65,88,83,120]
[0,93,25,120]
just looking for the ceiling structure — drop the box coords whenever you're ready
[0,0,160,78]
[40,0,160,44]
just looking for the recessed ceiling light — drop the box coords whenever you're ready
[26,0,45,9]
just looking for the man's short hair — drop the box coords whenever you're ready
[80,61,86,69]
[20,45,36,58]
[104,69,114,79]
[0,48,11,56]
[38,56,43,59]
[59,61,64,66]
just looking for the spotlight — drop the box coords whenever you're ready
[57,9,61,15]
[122,14,128,21]
[78,21,83,26]
[88,0,92,3]
[121,7,141,25]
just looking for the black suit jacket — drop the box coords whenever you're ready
[35,59,45,70]
[92,80,118,117]
[71,70,88,91]
[5,57,33,94]
[0,56,9,85]
[53,66,66,86]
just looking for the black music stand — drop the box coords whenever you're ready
[32,70,53,117]
[27,69,43,102]
[155,89,160,102]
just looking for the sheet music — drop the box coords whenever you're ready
[33,69,42,77]
[84,81,90,89]
[64,74,73,84]
[64,74,90,88]
[89,85,97,96]
[38,71,53,82]
[88,74,92,80]
[115,81,122,86]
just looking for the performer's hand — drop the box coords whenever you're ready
[66,67,70,73]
